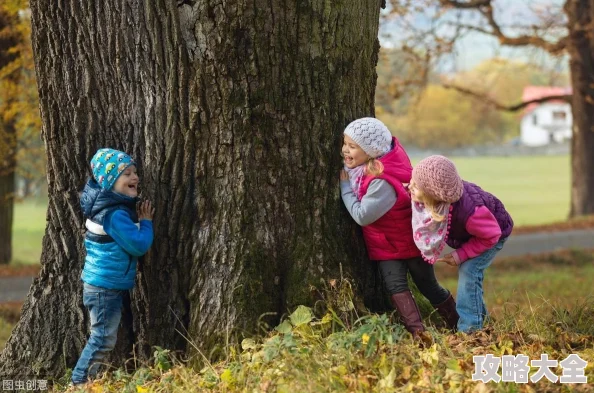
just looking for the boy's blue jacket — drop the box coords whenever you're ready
[80,179,154,290]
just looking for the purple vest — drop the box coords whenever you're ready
[447,181,514,249]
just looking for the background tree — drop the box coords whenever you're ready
[0,1,42,265]
[386,0,592,217]
[377,57,564,148]
[390,84,508,148]
[0,2,22,265]
[0,0,388,382]
[10,7,43,199]
[452,59,568,105]
[375,48,430,115]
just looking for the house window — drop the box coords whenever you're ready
[533,114,538,125]
[553,111,567,121]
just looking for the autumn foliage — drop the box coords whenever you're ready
[0,0,43,185]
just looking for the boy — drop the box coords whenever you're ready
[71,148,154,385]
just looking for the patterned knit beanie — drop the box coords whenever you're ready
[343,117,392,158]
[412,155,463,203]
[90,148,135,190]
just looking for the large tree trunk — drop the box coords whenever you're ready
[184,0,384,356]
[1,0,384,382]
[566,0,594,217]
[0,169,15,264]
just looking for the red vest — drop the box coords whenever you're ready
[358,137,421,261]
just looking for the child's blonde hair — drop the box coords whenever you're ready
[411,180,449,222]
[366,158,384,177]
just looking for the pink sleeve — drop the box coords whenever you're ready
[452,206,501,264]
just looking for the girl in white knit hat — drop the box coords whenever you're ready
[409,155,513,332]
[339,118,458,337]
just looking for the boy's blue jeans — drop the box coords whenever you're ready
[72,283,124,384]
[457,238,506,333]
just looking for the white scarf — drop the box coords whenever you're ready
[344,164,367,200]
[411,201,452,264]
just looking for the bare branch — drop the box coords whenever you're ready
[442,83,572,112]
[446,21,565,39]
[439,0,491,9]
[439,1,568,54]
[445,22,493,35]
[480,5,567,54]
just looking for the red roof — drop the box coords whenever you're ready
[522,86,572,115]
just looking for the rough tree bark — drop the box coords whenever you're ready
[0,0,385,382]
[566,0,594,217]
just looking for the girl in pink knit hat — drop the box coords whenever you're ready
[409,155,513,333]
[339,118,459,337]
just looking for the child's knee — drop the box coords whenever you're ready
[458,262,477,280]
[102,334,118,351]
[384,277,409,294]
[88,329,118,351]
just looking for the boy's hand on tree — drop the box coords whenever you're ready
[138,200,155,221]
[436,253,457,266]
[340,169,349,181]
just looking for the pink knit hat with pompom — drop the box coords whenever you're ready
[412,155,463,203]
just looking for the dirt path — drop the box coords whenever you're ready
[498,229,594,258]
[442,228,594,258]
[0,276,34,303]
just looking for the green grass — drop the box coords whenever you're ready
[434,250,594,317]
[11,198,47,265]
[0,303,22,351]
[6,155,573,265]
[0,317,13,352]
[2,251,591,392]
[446,155,570,226]
[52,258,594,393]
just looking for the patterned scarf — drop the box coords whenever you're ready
[411,201,452,264]
[344,164,366,200]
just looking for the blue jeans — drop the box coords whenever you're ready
[72,283,124,384]
[457,238,506,333]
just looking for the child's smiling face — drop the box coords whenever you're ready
[342,135,370,168]
[408,179,422,202]
[112,165,139,197]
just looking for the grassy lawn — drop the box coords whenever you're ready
[8,155,571,266]
[3,158,590,392]
[10,198,47,266]
[434,250,594,318]
[2,251,592,391]
[426,155,570,226]
[47,254,593,393]
[0,302,22,352]
[0,317,13,352]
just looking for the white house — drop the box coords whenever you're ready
[520,86,572,147]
